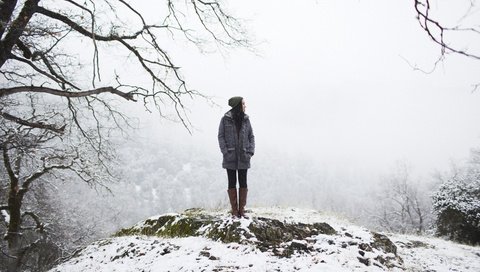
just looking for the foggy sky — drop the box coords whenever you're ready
[128,0,480,179]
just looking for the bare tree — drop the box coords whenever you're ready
[0,94,119,271]
[373,162,432,234]
[0,0,250,271]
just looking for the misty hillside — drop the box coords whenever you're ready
[2,1,480,272]
[49,207,480,272]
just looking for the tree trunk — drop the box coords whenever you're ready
[6,188,24,272]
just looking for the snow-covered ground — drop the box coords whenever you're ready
[50,207,480,272]
[392,233,480,272]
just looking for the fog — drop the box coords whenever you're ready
[3,2,480,270]
[130,0,480,176]
[75,0,479,228]
[13,0,479,233]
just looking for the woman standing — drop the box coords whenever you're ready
[218,96,255,218]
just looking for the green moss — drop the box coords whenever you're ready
[143,215,176,236]
[157,217,206,237]
[206,221,242,243]
[115,226,138,237]
[113,209,338,252]
[114,215,177,237]
[114,212,228,240]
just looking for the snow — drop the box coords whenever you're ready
[50,207,480,272]
[432,169,480,221]
[392,233,480,272]
[1,210,9,224]
[248,206,354,228]
[50,236,368,272]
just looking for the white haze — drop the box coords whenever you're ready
[28,0,480,233]
[127,0,480,177]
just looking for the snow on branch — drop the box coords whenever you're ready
[1,206,10,225]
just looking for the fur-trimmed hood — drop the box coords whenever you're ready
[224,110,249,120]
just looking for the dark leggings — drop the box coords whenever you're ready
[227,169,248,189]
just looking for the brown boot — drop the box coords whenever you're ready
[227,188,239,217]
[238,188,248,218]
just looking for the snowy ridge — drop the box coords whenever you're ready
[49,207,480,272]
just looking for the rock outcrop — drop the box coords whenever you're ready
[115,208,403,269]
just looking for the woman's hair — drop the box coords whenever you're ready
[231,102,244,132]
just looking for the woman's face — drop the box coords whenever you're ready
[242,99,246,112]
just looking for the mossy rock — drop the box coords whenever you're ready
[248,217,289,248]
[248,217,337,252]
[158,217,207,237]
[110,209,407,268]
[312,222,337,235]
[115,211,244,242]
[205,221,243,243]
[371,232,397,255]
[115,215,177,237]
[114,209,338,251]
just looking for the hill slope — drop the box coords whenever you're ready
[50,207,480,272]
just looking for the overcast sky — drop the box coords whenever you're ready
[128,0,480,178]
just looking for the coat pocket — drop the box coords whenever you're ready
[240,148,251,162]
[224,148,236,162]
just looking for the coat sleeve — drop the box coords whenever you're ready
[247,119,255,155]
[218,117,227,154]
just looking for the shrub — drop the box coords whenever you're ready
[432,166,480,245]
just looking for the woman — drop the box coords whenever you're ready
[218,96,255,218]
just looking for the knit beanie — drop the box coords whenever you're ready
[228,96,243,108]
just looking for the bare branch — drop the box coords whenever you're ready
[0,86,136,101]
[0,0,40,66]
[21,161,73,191]
[400,54,444,74]
[15,40,32,59]
[414,0,480,60]
[14,31,82,90]
[2,143,19,188]
[22,211,44,232]
[64,0,101,86]
[472,82,480,93]
[0,249,17,259]
[192,0,249,47]
[0,0,19,38]
[36,6,164,42]
[0,111,66,133]
[38,53,80,90]
[9,54,66,85]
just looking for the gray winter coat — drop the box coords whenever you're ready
[218,111,255,169]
